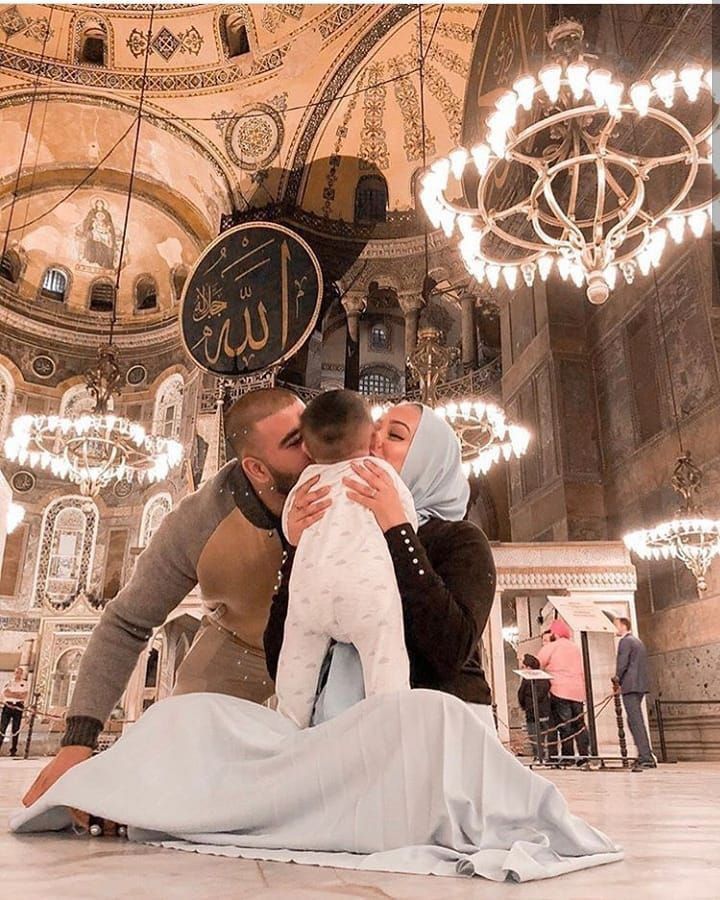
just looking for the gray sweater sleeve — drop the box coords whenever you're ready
[63,475,230,746]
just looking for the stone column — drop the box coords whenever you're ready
[341,294,366,344]
[460,293,477,370]
[341,293,366,391]
[399,295,423,358]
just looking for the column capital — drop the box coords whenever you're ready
[341,294,367,316]
[398,294,424,315]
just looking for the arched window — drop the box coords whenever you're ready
[135,276,157,311]
[152,374,184,440]
[40,267,68,302]
[0,364,14,445]
[0,250,21,284]
[34,497,98,609]
[60,384,111,418]
[355,175,388,223]
[79,26,107,65]
[89,280,115,312]
[359,365,400,397]
[369,321,390,352]
[49,648,84,709]
[221,14,250,58]
[171,266,188,303]
[139,493,173,548]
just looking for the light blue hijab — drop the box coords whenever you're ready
[311,403,470,725]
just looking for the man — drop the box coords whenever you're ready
[614,616,655,768]
[23,387,318,805]
[0,667,29,757]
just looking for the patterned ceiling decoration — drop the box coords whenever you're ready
[126,25,205,60]
[0,4,53,43]
[358,63,389,171]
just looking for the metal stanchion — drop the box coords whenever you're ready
[611,677,629,768]
[23,692,40,760]
[654,698,668,763]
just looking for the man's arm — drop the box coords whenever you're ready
[616,637,631,684]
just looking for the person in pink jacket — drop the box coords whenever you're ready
[537,620,590,761]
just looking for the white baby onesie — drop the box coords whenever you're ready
[276,456,418,728]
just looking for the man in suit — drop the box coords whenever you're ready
[614,617,655,767]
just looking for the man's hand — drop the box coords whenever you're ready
[22,745,93,807]
[285,475,331,546]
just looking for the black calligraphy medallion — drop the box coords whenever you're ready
[180,222,323,377]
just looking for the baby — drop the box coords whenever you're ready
[275,389,417,728]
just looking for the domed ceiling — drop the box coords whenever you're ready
[0,3,486,327]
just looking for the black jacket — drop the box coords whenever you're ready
[264,518,496,704]
[517,678,551,721]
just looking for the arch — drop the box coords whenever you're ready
[358,364,402,397]
[88,278,116,313]
[0,249,22,284]
[59,383,112,417]
[171,265,189,304]
[221,12,251,59]
[135,275,158,312]
[152,373,184,440]
[0,364,14,445]
[34,496,99,609]
[354,174,388,223]
[49,647,84,709]
[139,492,173,548]
[39,265,69,302]
[73,15,111,67]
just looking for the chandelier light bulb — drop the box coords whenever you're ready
[680,64,704,102]
[688,209,708,237]
[430,157,451,188]
[666,216,685,244]
[605,82,624,118]
[521,263,536,286]
[630,81,652,117]
[471,143,491,175]
[651,69,676,107]
[538,64,562,104]
[439,208,456,238]
[537,255,553,281]
[566,61,590,101]
[486,264,501,288]
[570,263,585,288]
[603,266,618,290]
[495,91,519,127]
[648,228,667,266]
[588,68,612,107]
[557,257,571,281]
[469,260,486,283]
[7,503,25,535]
[620,261,636,284]
[449,147,469,180]
[637,249,652,276]
[513,74,536,111]
[457,214,475,238]
[502,266,518,289]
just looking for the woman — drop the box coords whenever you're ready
[10,405,621,882]
[264,402,496,729]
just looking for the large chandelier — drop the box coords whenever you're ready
[390,325,530,477]
[624,453,720,593]
[3,346,182,496]
[421,21,717,305]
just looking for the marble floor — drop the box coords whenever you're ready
[1,757,718,899]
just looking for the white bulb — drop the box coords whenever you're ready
[539,64,562,104]
[620,261,636,284]
[566,61,589,101]
[487,127,507,159]
[421,191,443,230]
[688,209,707,237]
[495,91,518,127]
[537,255,553,281]
[486,264,501,288]
[557,257,571,281]
[449,147,468,179]
[630,81,652,117]
[680,64,704,102]
[570,264,585,287]
[637,249,651,276]
[502,266,518,289]
[469,260,486,283]
[648,228,667,266]
[603,266,617,290]
[457,214,475,238]
[513,74,536,111]
[606,82,624,117]
[651,70,676,108]
[471,143,491,175]
[439,208,456,238]
[521,263,536,287]
[588,68,612,106]
[430,157,450,188]
[666,216,685,244]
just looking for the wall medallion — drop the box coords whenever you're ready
[31,355,56,379]
[225,104,284,171]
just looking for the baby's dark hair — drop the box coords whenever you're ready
[300,389,373,463]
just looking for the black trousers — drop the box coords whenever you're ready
[622,692,653,761]
[0,703,23,755]
[551,695,590,758]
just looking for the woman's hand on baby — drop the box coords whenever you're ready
[343,460,408,533]
[286,475,332,546]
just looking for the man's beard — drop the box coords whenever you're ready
[265,463,300,497]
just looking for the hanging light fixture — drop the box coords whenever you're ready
[622,274,720,593]
[6,500,25,534]
[372,325,530,478]
[420,20,718,306]
[2,7,181,496]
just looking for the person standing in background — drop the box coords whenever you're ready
[517,653,551,760]
[0,667,29,757]
[537,620,590,762]
[614,617,655,768]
